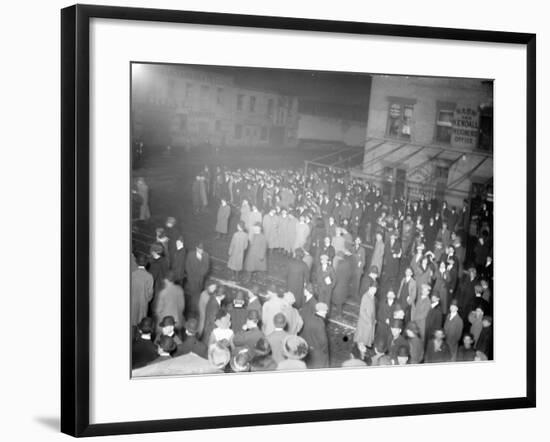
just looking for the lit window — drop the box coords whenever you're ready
[386,102,414,140]
[435,102,456,144]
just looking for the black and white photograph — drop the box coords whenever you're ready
[130,63,494,377]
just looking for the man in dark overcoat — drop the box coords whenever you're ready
[424,292,444,345]
[185,242,210,317]
[300,302,330,369]
[284,248,310,309]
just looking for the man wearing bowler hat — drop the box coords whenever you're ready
[233,309,265,352]
[153,335,177,364]
[185,241,210,317]
[154,316,183,347]
[131,254,154,328]
[388,319,409,361]
[176,317,208,359]
[132,317,157,369]
[299,302,330,369]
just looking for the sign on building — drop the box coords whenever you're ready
[451,104,480,149]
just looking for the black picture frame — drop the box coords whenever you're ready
[61,4,536,437]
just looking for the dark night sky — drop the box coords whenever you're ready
[149,63,373,107]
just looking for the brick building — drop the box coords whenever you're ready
[353,75,493,209]
[131,64,299,150]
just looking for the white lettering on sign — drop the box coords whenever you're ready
[451,104,480,149]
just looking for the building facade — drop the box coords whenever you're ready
[132,64,299,150]
[296,100,368,148]
[353,75,493,208]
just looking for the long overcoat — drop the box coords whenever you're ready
[262,213,279,249]
[285,258,310,309]
[184,252,210,297]
[354,291,376,346]
[315,264,336,306]
[244,233,268,272]
[332,254,354,307]
[300,314,329,369]
[369,237,385,274]
[215,203,231,234]
[227,231,248,271]
[131,268,154,326]
[444,313,464,360]
[155,282,185,328]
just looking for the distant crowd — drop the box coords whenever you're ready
[131,164,493,373]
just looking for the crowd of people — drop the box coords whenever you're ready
[131,163,494,373]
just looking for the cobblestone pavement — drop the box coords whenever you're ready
[132,147,367,367]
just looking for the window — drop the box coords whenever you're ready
[185,83,192,99]
[386,101,414,140]
[166,79,175,97]
[200,85,209,109]
[478,107,493,152]
[261,127,268,140]
[435,102,456,144]
[267,99,274,117]
[235,124,242,139]
[217,87,223,105]
[237,94,244,111]
[435,166,449,180]
[179,115,187,131]
[199,122,209,134]
[249,96,256,113]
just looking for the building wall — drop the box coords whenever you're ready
[358,75,493,207]
[132,65,299,149]
[366,76,493,148]
[296,113,367,147]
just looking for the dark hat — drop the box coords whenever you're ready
[397,345,410,357]
[390,319,404,329]
[450,298,459,308]
[159,316,176,328]
[150,243,164,254]
[196,242,205,250]
[184,317,199,334]
[304,282,314,294]
[253,337,272,357]
[136,254,149,267]
[158,335,177,353]
[138,317,153,334]
[247,309,260,322]
[405,321,421,336]
[273,312,287,328]
[368,265,379,275]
